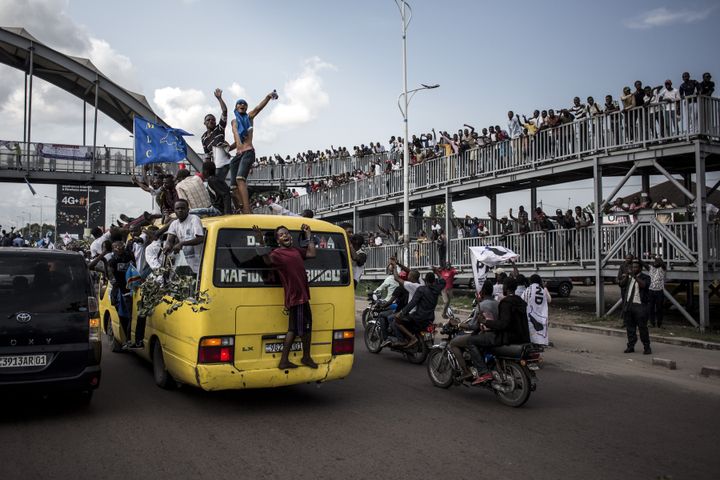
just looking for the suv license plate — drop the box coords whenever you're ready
[0,355,47,368]
[265,342,302,354]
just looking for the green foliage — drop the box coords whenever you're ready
[137,267,211,318]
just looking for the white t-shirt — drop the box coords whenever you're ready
[90,231,111,258]
[168,214,204,273]
[133,233,148,273]
[374,236,383,246]
[144,239,164,271]
[403,281,421,313]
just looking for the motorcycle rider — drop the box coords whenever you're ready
[391,271,445,349]
[466,277,531,385]
[448,279,498,381]
[372,262,399,303]
[377,271,410,347]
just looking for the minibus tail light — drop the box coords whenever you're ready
[332,330,354,355]
[198,336,235,364]
[88,296,100,342]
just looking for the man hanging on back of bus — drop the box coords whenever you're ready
[252,223,318,369]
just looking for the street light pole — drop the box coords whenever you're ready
[395,1,438,265]
[400,0,410,265]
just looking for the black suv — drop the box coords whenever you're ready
[0,249,101,402]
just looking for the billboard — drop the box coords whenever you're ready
[55,185,106,238]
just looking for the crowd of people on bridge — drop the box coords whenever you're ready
[240,70,716,204]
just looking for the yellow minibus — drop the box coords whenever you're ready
[99,215,355,390]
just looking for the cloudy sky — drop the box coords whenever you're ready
[0,0,719,229]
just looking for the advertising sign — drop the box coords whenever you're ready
[55,185,106,238]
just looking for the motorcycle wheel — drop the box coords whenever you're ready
[364,322,383,354]
[361,308,372,329]
[427,349,454,388]
[405,336,429,364]
[494,362,532,408]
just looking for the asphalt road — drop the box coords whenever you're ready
[1,321,719,480]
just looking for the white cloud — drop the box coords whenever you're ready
[625,7,714,29]
[227,82,247,100]
[151,58,336,153]
[265,57,336,129]
[152,87,213,151]
[0,0,89,53]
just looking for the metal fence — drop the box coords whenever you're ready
[361,221,720,274]
[275,96,720,215]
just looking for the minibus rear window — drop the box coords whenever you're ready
[213,229,351,288]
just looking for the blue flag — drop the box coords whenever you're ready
[134,117,193,166]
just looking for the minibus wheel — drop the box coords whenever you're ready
[152,340,177,390]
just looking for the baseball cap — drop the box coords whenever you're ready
[493,267,506,275]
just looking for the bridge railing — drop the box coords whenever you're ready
[275,96,720,215]
[360,221,719,274]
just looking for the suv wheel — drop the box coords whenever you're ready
[558,282,572,298]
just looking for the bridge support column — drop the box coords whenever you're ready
[530,187,537,212]
[593,158,605,318]
[489,194,497,236]
[694,142,709,332]
[91,76,99,179]
[641,171,650,196]
[352,205,358,234]
[444,187,451,264]
[25,44,34,174]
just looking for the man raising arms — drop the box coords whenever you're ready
[232,90,277,213]
[201,88,231,179]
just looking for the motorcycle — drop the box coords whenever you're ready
[426,313,543,407]
[361,294,396,329]
[364,310,435,364]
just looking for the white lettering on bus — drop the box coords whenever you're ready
[219,268,342,284]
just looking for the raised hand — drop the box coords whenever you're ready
[214,88,222,99]
[251,225,265,245]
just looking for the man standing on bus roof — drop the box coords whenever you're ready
[232,90,277,214]
[253,223,318,370]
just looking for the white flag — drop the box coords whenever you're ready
[469,245,519,293]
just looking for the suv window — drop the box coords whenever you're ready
[213,228,351,288]
[0,254,90,313]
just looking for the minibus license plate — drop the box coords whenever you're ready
[0,354,47,368]
[265,342,302,354]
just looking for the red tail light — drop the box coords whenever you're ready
[198,336,235,364]
[332,330,354,355]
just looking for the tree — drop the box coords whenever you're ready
[434,203,455,219]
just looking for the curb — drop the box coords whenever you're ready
[700,366,720,378]
[652,358,677,370]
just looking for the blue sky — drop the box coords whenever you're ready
[1,0,719,228]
